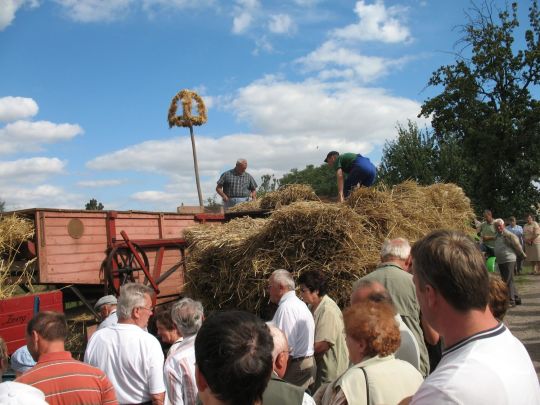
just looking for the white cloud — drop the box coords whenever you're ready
[0,0,38,31]
[0,120,83,154]
[54,0,134,22]
[0,157,65,181]
[253,36,273,55]
[76,179,123,187]
[142,0,214,10]
[0,96,38,122]
[131,190,179,203]
[296,40,410,83]
[0,184,82,210]
[232,0,259,34]
[230,76,423,141]
[268,14,295,35]
[233,12,253,34]
[333,0,411,43]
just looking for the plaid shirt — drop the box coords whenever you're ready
[217,169,257,198]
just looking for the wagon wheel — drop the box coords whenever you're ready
[103,243,150,296]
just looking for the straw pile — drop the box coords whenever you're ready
[184,181,475,314]
[185,201,378,313]
[227,199,261,212]
[228,184,319,212]
[0,215,35,299]
[346,181,474,241]
[259,184,319,209]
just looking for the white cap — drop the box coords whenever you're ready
[10,346,36,374]
[0,382,48,405]
[94,295,117,310]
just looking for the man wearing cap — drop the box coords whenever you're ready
[10,345,36,377]
[324,151,377,202]
[95,295,118,330]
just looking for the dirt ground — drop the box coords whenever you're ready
[504,272,540,380]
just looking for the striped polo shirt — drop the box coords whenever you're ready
[16,351,118,405]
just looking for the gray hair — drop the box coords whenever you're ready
[351,278,378,293]
[271,269,295,290]
[117,283,154,321]
[267,323,288,362]
[236,158,247,165]
[493,218,504,227]
[171,298,204,336]
[380,238,410,261]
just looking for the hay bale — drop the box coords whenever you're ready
[185,181,476,315]
[346,181,475,243]
[259,184,319,210]
[185,201,378,313]
[0,215,35,299]
[226,199,261,212]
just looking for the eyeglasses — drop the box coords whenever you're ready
[138,306,154,313]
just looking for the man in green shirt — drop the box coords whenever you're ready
[477,209,496,257]
[324,151,377,202]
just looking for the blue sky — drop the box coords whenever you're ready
[0,0,532,211]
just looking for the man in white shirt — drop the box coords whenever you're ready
[164,298,203,405]
[408,230,540,405]
[94,294,118,330]
[350,280,421,371]
[85,283,165,405]
[267,269,316,389]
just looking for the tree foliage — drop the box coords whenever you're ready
[419,1,540,217]
[258,174,279,196]
[0,200,4,213]
[85,198,104,210]
[280,164,337,196]
[378,121,469,187]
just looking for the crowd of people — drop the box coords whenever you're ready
[0,228,538,405]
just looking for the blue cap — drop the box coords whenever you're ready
[10,346,36,373]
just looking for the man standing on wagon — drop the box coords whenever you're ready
[324,151,376,202]
[216,158,257,209]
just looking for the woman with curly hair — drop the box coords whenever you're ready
[316,301,423,405]
[489,274,510,319]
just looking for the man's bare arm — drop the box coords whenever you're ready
[151,392,165,405]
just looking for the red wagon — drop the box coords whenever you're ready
[7,208,225,310]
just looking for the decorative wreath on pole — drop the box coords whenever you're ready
[168,89,207,208]
[167,89,207,128]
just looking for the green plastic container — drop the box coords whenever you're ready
[486,256,496,273]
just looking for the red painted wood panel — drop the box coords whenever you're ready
[32,209,204,293]
[0,290,63,354]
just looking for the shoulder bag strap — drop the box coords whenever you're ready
[360,367,370,405]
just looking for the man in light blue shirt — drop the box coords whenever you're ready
[507,216,524,274]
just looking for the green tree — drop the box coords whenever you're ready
[0,200,5,212]
[205,195,222,209]
[85,198,104,210]
[378,121,438,185]
[280,164,337,196]
[258,174,280,196]
[378,121,469,187]
[419,1,540,217]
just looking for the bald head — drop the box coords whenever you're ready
[350,279,391,306]
[267,323,289,378]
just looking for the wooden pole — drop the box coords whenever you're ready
[189,125,204,207]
